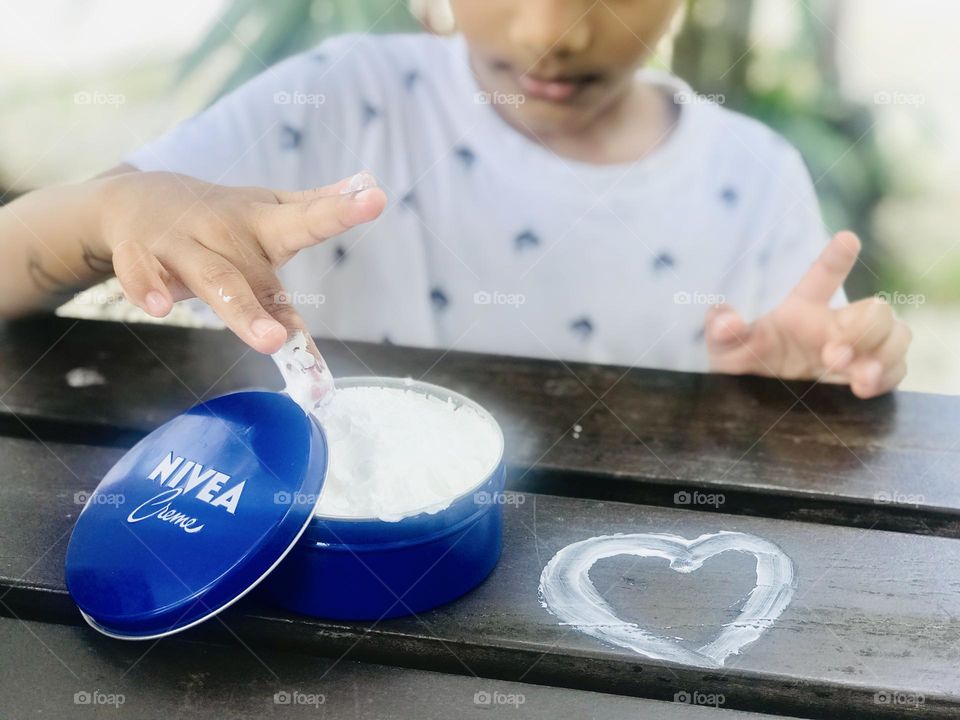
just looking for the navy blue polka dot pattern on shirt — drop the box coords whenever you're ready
[362,101,379,125]
[720,186,739,207]
[454,145,476,169]
[400,189,418,210]
[404,70,420,90]
[653,252,676,272]
[570,316,594,341]
[279,125,301,149]
[514,230,540,251]
[430,288,449,311]
[334,245,347,265]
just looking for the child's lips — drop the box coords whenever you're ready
[517,72,594,102]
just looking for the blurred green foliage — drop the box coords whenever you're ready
[179,0,420,98]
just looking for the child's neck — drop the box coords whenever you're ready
[498,78,678,166]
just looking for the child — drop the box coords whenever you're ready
[0,0,910,398]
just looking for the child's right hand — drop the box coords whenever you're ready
[96,170,386,354]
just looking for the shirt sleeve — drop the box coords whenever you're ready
[124,34,371,191]
[753,144,847,313]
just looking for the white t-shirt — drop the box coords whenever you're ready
[126,32,838,372]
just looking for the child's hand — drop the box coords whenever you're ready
[97,170,385,354]
[705,232,911,398]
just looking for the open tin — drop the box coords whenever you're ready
[265,377,505,620]
[64,377,505,639]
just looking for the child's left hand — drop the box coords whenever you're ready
[705,231,912,398]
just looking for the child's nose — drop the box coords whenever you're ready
[508,0,592,60]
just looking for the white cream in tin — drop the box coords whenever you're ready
[271,334,502,523]
[314,383,502,522]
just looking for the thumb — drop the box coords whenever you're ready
[705,303,751,352]
[705,304,770,375]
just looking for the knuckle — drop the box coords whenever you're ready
[863,302,888,329]
[334,198,354,233]
[200,261,239,287]
[233,300,263,319]
[248,200,274,233]
[199,211,229,239]
[301,201,328,239]
[260,291,298,320]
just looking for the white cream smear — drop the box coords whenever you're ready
[65,367,106,388]
[313,385,501,522]
[538,531,796,668]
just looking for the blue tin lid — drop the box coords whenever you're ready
[64,390,327,639]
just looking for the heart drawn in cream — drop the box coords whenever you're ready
[538,531,796,668]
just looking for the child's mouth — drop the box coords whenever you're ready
[516,71,602,102]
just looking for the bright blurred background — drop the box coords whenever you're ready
[2,0,958,393]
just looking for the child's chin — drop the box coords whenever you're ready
[513,102,603,136]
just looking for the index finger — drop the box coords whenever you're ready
[788,231,861,304]
[272,171,376,204]
[255,184,386,261]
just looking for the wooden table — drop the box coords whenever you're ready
[1,316,957,719]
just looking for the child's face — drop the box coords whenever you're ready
[450,0,682,136]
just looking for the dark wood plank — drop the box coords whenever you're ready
[2,618,782,720]
[1,316,959,536]
[1,436,957,719]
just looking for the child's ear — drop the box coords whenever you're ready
[410,0,457,35]
[656,1,689,66]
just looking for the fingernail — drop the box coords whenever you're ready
[349,188,379,204]
[252,317,284,339]
[145,291,167,315]
[340,171,376,195]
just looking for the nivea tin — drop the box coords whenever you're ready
[64,376,505,637]
[263,377,506,620]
